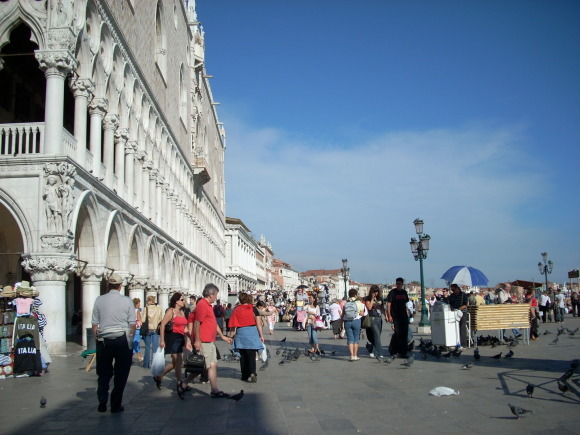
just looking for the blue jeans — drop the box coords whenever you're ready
[344,318,361,344]
[367,316,383,357]
[142,331,159,368]
[307,324,319,346]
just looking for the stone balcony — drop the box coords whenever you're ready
[192,155,211,184]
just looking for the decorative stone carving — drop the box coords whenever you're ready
[35,50,77,78]
[42,163,76,233]
[40,234,74,253]
[70,78,94,98]
[126,140,138,155]
[102,114,119,131]
[21,254,76,282]
[49,0,75,28]
[89,98,108,116]
[78,265,107,282]
[114,128,129,145]
[47,27,76,51]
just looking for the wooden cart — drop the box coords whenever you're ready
[468,304,531,345]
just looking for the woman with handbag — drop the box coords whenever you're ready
[229,293,264,383]
[132,298,143,363]
[141,295,163,368]
[305,294,321,355]
[154,292,188,399]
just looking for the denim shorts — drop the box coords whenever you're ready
[344,318,361,344]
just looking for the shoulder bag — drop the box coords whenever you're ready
[139,306,149,336]
[184,350,206,374]
[157,308,174,334]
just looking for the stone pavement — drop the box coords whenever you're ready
[0,317,579,434]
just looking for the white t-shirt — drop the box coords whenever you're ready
[329,303,342,321]
[555,293,565,308]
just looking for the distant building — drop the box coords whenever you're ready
[225,217,259,294]
[273,259,299,295]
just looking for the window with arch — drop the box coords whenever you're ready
[155,1,167,82]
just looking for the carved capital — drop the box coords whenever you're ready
[103,114,120,131]
[89,98,108,116]
[35,49,77,78]
[149,169,160,181]
[114,128,129,144]
[21,254,76,282]
[79,265,107,282]
[135,150,147,162]
[143,160,153,171]
[40,233,74,252]
[70,78,94,99]
[125,140,138,155]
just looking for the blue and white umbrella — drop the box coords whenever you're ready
[441,266,489,287]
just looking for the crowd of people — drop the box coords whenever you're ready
[91,275,577,414]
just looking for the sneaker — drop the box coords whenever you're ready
[369,353,375,358]
[249,374,257,383]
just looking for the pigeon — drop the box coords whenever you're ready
[401,356,414,369]
[559,369,574,382]
[383,356,394,364]
[258,361,268,371]
[310,353,321,362]
[526,383,534,398]
[442,351,452,359]
[474,348,481,361]
[505,350,514,358]
[278,360,286,365]
[319,349,325,356]
[40,396,47,408]
[491,352,502,360]
[508,403,533,419]
[461,362,473,370]
[276,347,282,356]
[508,339,519,348]
[557,381,569,394]
[569,328,578,336]
[542,330,552,335]
[550,337,559,345]
[557,327,565,336]
[571,359,579,370]
[331,349,336,356]
[229,390,244,403]
[280,337,287,343]
[421,351,428,360]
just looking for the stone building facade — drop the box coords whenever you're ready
[0,0,227,353]
[224,217,260,294]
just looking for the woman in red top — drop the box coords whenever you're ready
[524,288,539,340]
[229,293,264,383]
[154,292,188,399]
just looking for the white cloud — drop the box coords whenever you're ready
[223,114,572,286]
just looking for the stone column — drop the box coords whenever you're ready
[134,150,146,210]
[102,114,119,189]
[114,128,129,198]
[149,169,159,222]
[35,49,77,154]
[88,98,108,178]
[70,78,94,164]
[21,254,76,355]
[79,266,106,348]
[159,288,170,312]
[142,160,152,217]
[125,141,137,206]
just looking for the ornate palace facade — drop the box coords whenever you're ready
[0,0,227,353]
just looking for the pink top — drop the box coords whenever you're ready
[13,298,35,315]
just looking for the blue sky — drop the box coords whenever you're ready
[196,0,580,287]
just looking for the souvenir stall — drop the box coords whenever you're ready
[0,281,50,379]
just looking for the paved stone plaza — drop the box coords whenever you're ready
[0,318,578,434]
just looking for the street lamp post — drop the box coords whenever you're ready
[410,218,431,327]
[341,259,349,300]
[538,252,553,301]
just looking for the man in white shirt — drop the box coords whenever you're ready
[554,289,566,323]
[539,291,551,323]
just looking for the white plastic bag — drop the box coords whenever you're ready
[429,386,460,397]
[259,343,268,362]
[151,347,165,377]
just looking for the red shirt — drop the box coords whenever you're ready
[228,304,257,328]
[187,311,196,340]
[195,298,217,342]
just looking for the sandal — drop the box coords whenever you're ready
[183,385,192,391]
[154,376,162,390]
[177,382,185,400]
[210,391,230,399]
